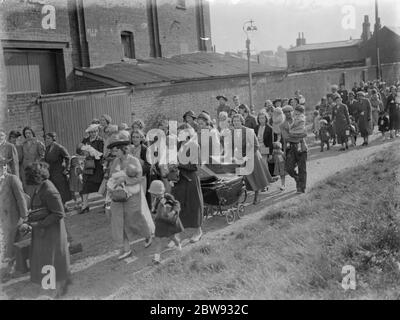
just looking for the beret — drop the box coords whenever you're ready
[216,95,228,101]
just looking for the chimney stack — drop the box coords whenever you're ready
[301,32,306,45]
[361,15,372,42]
[296,32,302,47]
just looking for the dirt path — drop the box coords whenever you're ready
[2,133,399,299]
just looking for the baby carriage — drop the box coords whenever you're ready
[200,174,248,225]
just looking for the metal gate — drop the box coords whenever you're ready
[39,87,133,154]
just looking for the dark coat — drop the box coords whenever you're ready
[0,174,28,260]
[171,143,204,229]
[385,94,400,130]
[81,136,104,194]
[346,99,359,120]
[45,142,71,204]
[29,180,70,284]
[0,142,19,178]
[244,115,258,131]
[357,97,373,137]
[255,124,277,155]
[332,103,350,144]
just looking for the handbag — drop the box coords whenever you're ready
[110,184,129,202]
[84,158,95,169]
[27,207,49,223]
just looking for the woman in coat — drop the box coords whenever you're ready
[332,94,351,151]
[0,163,28,282]
[108,141,154,260]
[79,124,104,214]
[0,130,19,178]
[22,162,70,296]
[254,111,277,177]
[44,133,71,207]
[129,130,151,206]
[172,123,204,243]
[356,91,373,146]
[20,127,45,196]
[385,86,400,138]
[232,114,274,205]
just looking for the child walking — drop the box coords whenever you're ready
[312,110,321,142]
[378,111,390,141]
[149,180,184,264]
[272,142,286,191]
[319,119,330,152]
[69,151,84,209]
[349,116,359,147]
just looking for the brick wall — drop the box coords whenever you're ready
[3,92,44,140]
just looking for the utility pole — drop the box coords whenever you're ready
[243,20,257,107]
[375,0,382,79]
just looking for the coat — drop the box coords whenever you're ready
[385,94,400,130]
[346,99,359,120]
[45,142,71,204]
[81,136,104,194]
[244,115,258,131]
[171,142,204,229]
[0,174,28,260]
[0,141,19,178]
[357,97,373,137]
[29,180,70,284]
[21,138,45,194]
[332,103,350,144]
[255,124,277,155]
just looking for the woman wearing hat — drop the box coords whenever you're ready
[331,94,350,151]
[20,127,45,196]
[44,132,72,208]
[79,124,104,214]
[356,91,373,146]
[108,140,155,259]
[385,86,400,138]
[171,123,204,243]
[183,110,199,132]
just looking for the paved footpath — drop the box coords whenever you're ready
[2,133,399,299]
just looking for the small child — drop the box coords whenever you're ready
[349,116,359,146]
[319,119,330,152]
[312,110,321,141]
[271,107,285,135]
[272,142,286,191]
[149,180,184,264]
[378,111,390,140]
[69,149,84,209]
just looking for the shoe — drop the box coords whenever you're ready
[153,253,161,264]
[144,237,153,248]
[117,250,132,260]
[272,176,279,182]
[78,206,89,215]
[279,186,285,191]
[190,232,203,243]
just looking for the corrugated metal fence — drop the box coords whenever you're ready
[39,87,133,154]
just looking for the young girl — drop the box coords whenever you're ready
[69,148,84,209]
[272,142,285,191]
[319,119,331,152]
[312,110,321,141]
[349,116,359,147]
[149,180,184,264]
[378,111,390,140]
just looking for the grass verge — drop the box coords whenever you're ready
[115,147,400,299]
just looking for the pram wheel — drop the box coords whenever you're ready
[225,209,236,225]
[238,188,247,204]
[237,204,245,219]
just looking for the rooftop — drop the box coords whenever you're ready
[75,52,284,86]
[287,39,362,53]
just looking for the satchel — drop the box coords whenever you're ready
[27,207,49,223]
[84,158,96,170]
[110,184,129,202]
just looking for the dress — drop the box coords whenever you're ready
[69,156,84,193]
[153,194,184,238]
[272,149,285,176]
[109,155,155,246]
[357,98,373,138]
[332,103,350,144]
[386,94,400,130]
[21,138,45,195]
[45,142,72,204]
[0,174,28,261]
[29,180,70,284]
[172,141,204,229]
[81,136,104,194]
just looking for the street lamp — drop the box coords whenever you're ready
[243,20,257,107]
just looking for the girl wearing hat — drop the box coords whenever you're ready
[149,180,184,264]
[108,141,155,260]
[44,132,72,209]
[79,124,104,214]
[20,127,45,196]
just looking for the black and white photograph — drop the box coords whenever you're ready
[0,0,400,304]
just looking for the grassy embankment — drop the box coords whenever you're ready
[116,147,400,299]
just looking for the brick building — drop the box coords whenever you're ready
[1,0,212,94]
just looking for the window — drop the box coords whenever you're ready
[121,31,135,59]
[176,0,186,9]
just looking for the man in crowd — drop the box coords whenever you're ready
[232,95,241,114]
[338,83,349,105]
[346,91,358,120]
[216,95,231,118]
[239,104,257,130]
[280,105,308,194]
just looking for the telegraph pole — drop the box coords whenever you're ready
[375,0,382,79]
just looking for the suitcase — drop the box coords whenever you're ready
[14,238,31,274]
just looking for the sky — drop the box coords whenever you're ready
[208,0,400,54]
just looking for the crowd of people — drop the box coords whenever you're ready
[1,78,399,296]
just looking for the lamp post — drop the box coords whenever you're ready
[243,20,257,107]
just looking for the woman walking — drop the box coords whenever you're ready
[255,111,277,177]
[386,86,400,138]
[172,123,204,243]
[332,94,351,151]
[231,114,274,205]
[44,133,72,209]
[22,162,71,297]
[79,124,104,214]
[370,89,383,131]
[0,163,28,282]
[356,91,373,146]
[20,127,45,196]
[108,140,154,260]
